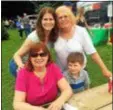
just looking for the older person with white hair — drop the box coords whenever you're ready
[54,6,112,80]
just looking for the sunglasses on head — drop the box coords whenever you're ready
[30,52,48,57]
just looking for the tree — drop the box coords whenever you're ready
[30,1,64,14]
[1,20,9,40]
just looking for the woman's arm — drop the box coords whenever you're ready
[48,78,73,110]
[13,91,46,110]
[91,52,112,78]
[57,78,73,103]
[13,39,34,69]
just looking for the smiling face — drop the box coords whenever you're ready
[57,12,72,29]
[68,62,83,75]
[41,13,55,31]
[56,6,75,30]
[30,50,49,68]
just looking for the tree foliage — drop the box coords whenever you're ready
[30,1,64,14]
[1,20,9,40]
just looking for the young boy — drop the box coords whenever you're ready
[64,52,90,93]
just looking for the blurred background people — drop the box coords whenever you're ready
[16,18,24,39]
[22,13,31,37]
[4,19,10,29]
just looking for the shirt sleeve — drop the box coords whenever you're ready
[84,71,90,89]
[53,63,64,82]
[82,28,96,55]
[15,68,27,92]
[27,30,39,43]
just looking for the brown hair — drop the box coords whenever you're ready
[36,7,58,43]
[25,42,53,71]
[67,52,84,65]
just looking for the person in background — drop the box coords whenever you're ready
[13,42,73,110]
[63,1,73,11]
[54,6,112,83]
[64,52,90,93]
[63,1,77,15]
[76,7,88,28]
[9,19,15,29]
[22,13,31,37]
[9,7,58,77]
[75,7,93,36]
[4,19,10,29]
[16,19,24,39]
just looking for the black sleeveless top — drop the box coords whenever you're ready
[77,20,86,27]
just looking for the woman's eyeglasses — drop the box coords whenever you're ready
[30,52,48,57]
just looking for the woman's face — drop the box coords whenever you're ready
[30,50,49,68]
[57,12,72,29]
[41,13,55,31]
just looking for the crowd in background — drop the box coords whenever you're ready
[3,13,34,39]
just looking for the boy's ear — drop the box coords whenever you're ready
[81,63,85,69]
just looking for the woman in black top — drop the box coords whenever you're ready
[76,7,93,36]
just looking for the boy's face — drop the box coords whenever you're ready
[68,62,83,75]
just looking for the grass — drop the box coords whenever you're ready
[2,29,112,110]
[2,29,25,110]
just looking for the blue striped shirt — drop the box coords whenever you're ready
[64,70,90,93]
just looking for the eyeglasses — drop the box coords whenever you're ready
[30,52,48,57]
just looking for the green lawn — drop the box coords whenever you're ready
[2,29,112,110]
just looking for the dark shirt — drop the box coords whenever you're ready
[77,20,86,27]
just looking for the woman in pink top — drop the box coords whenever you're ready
[13,42,73,110]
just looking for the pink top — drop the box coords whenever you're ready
[15,63,63,106]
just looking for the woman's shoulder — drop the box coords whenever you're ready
[75,25,87,37]
[75,25,86,31]
[27,30,40,42]
[47,62,58,68]
[17,67,31,77]
[28,30,37,37]
[47,63,62,72]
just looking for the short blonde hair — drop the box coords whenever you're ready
[56,6,76,25]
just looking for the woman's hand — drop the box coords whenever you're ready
[17,63,25,72]
[102,70,112,93]
[48,100,64,110]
